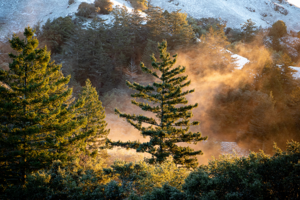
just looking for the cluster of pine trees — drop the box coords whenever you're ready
[37,5,195,95]
[0,27,109,190]
[0,26,209,197]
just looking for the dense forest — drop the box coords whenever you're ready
[0,0,300,199]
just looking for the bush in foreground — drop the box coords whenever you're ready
[3,158,189,199]
[3,141,299,199]
[143,140,300,200]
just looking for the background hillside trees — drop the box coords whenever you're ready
[4,141,299,199]
[241,19,258,43]
[40,17,75,54]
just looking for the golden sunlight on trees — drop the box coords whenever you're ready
[109,41,207,168]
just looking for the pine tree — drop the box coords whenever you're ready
[145,6,169,42]
[77,79,109,158]
[109,41,207,168]
[241,19,258,43]
[0,27,88,186]
[165,10,195,47]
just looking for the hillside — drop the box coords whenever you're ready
[1,0,300,41]
[1,0,300,155]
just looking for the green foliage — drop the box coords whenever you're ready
[77,79,110,157]
[192,17,226,37]
[40,17,75,54]
[4,159,111,200]
[110,41,207,168]
[141,184,184,200]
[130,0,148,11]
[61,5,195,95]
[3,139,300,199]
[3,157,189,199]
[94,0,113,14]
[141,39,160,67]
[108,157,189,194]
[67,21,118,94]
[76,2,97,18]
[187,16,203,38]
[269,20,287,38]
[145,7,195,47]
[226,28,243,43]
[0,27,90,189]
[241,19,258,43]
[182,141,300,200]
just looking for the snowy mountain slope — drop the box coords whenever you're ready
[288,0,300,8]
[0,0,133,40]
[1,0,300,41]
[149,0,300,31]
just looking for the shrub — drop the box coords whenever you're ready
[68,0,75,5]
[269,20,287,38]
[182,141,300,200]
[130,0,148,11]
[76,2,97,18]
[94,0,113,14]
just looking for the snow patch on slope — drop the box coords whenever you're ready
[227,50,250,69]
[0,0,133,40]
[290,66,300,79]
[1,0,300,41]
[149,0,300,31]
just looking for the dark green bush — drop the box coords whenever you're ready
[40,17,75,54]
[269,20,287,38]
[94,0,113,14]
[183,141,300,200]
[76,2,97,18]
[2,141,299,199]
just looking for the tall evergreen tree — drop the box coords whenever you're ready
[77,79,109,158]
[0,27,88,187]
[110,41,207,168]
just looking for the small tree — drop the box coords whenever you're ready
[269,20,287,38]
[241,19,257,43]
[110,41,207,168]
[77,79,110,158]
